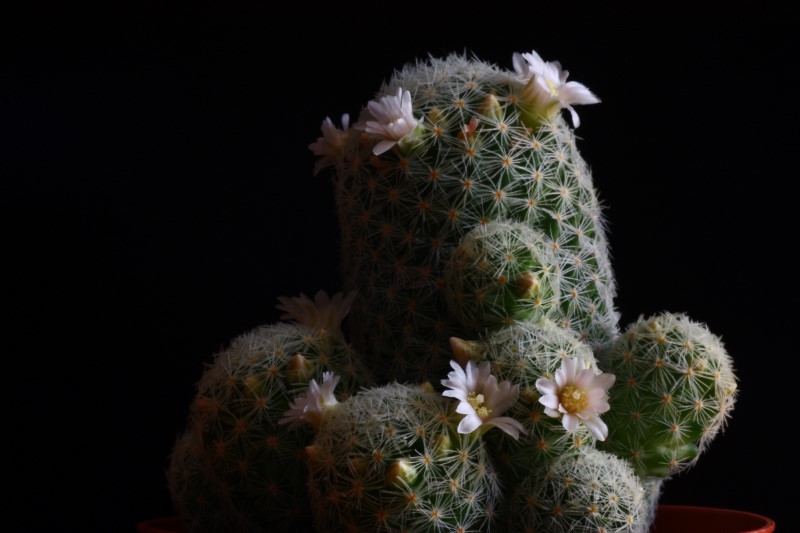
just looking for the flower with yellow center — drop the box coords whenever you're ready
[512,49,600,128]
[535,357,615,440]
[441,360,525,439]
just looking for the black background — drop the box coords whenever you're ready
[6,5,796,532]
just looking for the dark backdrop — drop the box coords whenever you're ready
[6,6,795,532]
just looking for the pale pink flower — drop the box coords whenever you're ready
[512,50,599,128]
[535,357,615,440]
[308,114,350,175]
[442,360,525,439]
[356,88,420,155]
[280,371,340,430]
[276,290,356,332]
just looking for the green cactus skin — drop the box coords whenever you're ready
[506,448,647,533]
[444,221,561,333]
[167,322,371,532]
[308,383,502,533]
[452,319,601,479]
[598,313,737,478]
[332,55,618,382]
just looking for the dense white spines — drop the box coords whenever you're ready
[332,54,617,383]
[600,313,738,477]
[507,448,647,533]
[309,383,503,532]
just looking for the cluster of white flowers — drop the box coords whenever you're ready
[442,357,614,441]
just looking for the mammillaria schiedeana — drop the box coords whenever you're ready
[168,49,737,532]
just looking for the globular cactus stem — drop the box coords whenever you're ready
[167,291,371,532]
[599,312,737,478]
[308,382,503,532]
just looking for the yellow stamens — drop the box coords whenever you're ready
[559,385,589,414]
[467,391,492,419]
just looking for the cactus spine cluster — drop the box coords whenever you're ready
[167,51,738,533]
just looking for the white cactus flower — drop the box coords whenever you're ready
[356,87,420,155]
[535,357,615,440]
[512,50,600,128]
[280,371,340,430]
[276,290,356,332]
[441,360,526,439]
[308,114,350,175]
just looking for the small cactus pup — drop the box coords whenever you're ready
[448,319,615,480]
[307,382,503,533]
[311,50,618,383]
[507,447,647,533]
[444,221,561,333]
[167,291,371,532]
[599,313,738,479]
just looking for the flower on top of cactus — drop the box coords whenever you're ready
[276,290,357,332]
[512,49,600,128]
[535,356,615,440]
[441,359,526,439]
[355,87,420,155]
[280,371,340,430]
[308,114,350,175]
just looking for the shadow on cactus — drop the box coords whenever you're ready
[167,49,738,533]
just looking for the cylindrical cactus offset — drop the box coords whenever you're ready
[315,52,618,382]
[167,292,372,532]
[506,447,647,533]
[308,383,503,533]
[598,313,737,478]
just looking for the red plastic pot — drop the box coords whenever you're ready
[652,505,775,533]
[137,506,776,532]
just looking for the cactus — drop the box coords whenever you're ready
[307,382,502,532]
[167,293,371,532]
[599,313,738,478]
[328,53,618,382]
[506,447,647,533]
[167,48,740,533]
[444,221,561,333]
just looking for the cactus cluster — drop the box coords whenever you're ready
[168,50,737,532]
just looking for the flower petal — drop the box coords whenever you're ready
[456,401,477,416]
[583,414,609,441]
[373,139,397,155]
[544,407,561,418]
[539,394,560,410]
[512,52,529,77]
[457,414,483,434]
[574,368,595,389]
[486,417,526,440]
[535,377,558,396]
[592,372,616,391]
[560,81,601,105]
[562,413,580,433]
[589,399,611,414]
[566,104,581,128]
